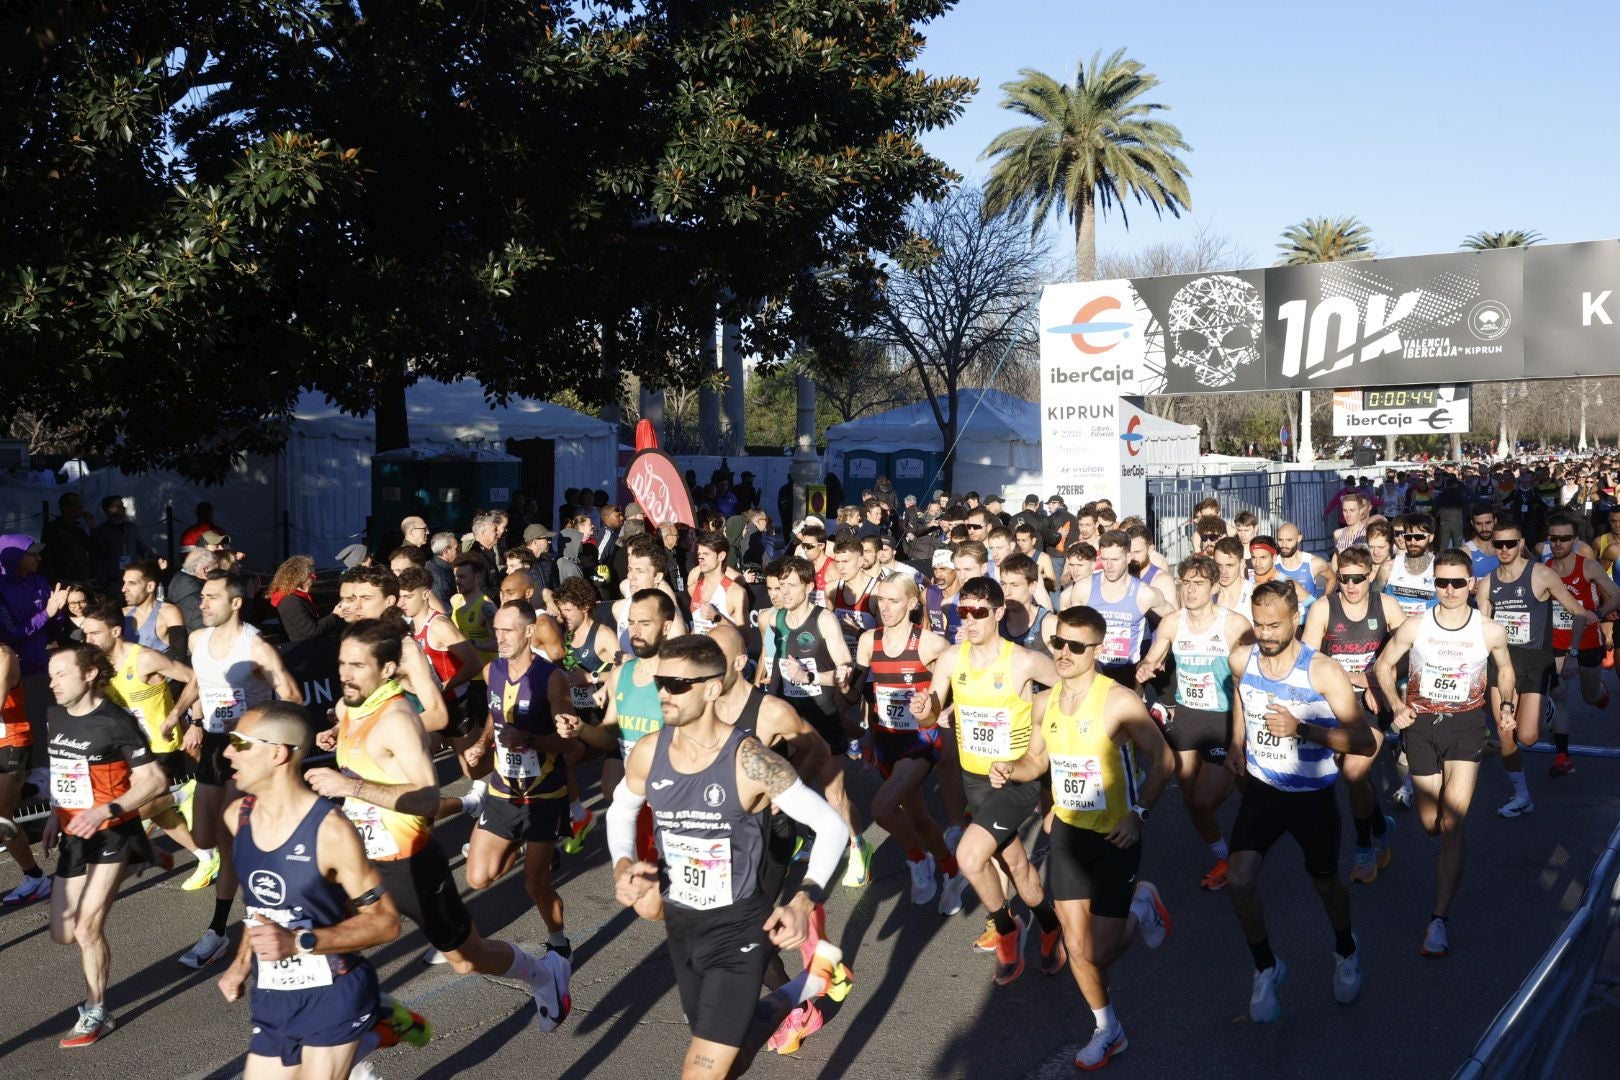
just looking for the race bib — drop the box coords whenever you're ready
[1050,754,1107,812]
[1553,606,1574,631]
[247,907,334,991]
[958,706,1012,759]
[201,686,245,733]
[782,657,821,699]
[343,801,399,859]
[569,685,598,711]
[873,686,918,732]
[1241,689,1297,768]
[497,731,541,781]
[1177,669,1218,710]
[1099,626,1132,664]
[663,832,731,910]
[1421,664,1468,704]
[51,757,93,810]
[1332,650,1375,674]
[1498,611,1531,646]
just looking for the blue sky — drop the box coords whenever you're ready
[913,0,1620,271]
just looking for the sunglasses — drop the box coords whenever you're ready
[1048,637,1101,654]
[654,673,721,695]
[228,732,291,752]
[1492,539,1522,549]
[966,523,988,530]
[957,604,994,620]
[1548,534,1577,543]
[1434,578,1471,590]
[1338,573,1370,585]
[1402,533,1431,541]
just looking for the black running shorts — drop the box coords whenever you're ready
[1230,781,1340,880]
[1046,818,1141,918]
[663,892,774,1048]
[375,839,473,954]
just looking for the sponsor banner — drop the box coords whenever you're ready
[623,448,695,527]
[1332,386,1471,435]
[1264,250,1522,390]
[1524,240,1620,377]
[1039,281,1169,397]
[1116,398,1150,518]
[1129,269,1270,395]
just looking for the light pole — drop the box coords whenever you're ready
[1498,383,1509,460]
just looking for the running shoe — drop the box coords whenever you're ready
[1392,783,1413,809]
[1549,752,1576,778]
[3,872,52,906]
[1333,938,1362,1004]
[1497,794,1535,818]
[373,998,433,1049]
[1349,847,1377,884]
[791,833,811,863]
[562,807,597,854]
[179,928,231,969]
[992,916,1027,986]
[972,916,999,953]
[150,849,175,874]
[548,939,573,961]
[1249,958,1287,1024]
[532,950,572,1032]
[1421,918,1449,958]
[1074,1024,1127,1071]
[1039,928,1067,975]
[1373,815,1395,869]
[0,814,14,844]
[59,1002,115,1048]
[943,824,964,855]
[826,962,854,1003]
[461,780,487,817]
[1200,858,1229,892]
[1130,882,1170,950]
[907,853,937,906]
[350,1062,382,1080]
[804,938,843,997]
[1605,648,1615,671]
[767,1002,824,1055]
[841,837,873,888]
[938,870,970,916]
[423,947,448,965]
[175,778,197,830]
[180,849,221,892]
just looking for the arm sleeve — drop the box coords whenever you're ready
[606,785,648,866]
[771,779,849,891]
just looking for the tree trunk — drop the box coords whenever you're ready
[942,381,959,493]
[374,360,410,452]
[1075,187,1098,282]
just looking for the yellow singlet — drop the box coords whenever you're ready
[953,640,1033,776]
[336,682,431,862]
[452,593,496,664]
[1043,674,1133,834]
[105,644,180,753]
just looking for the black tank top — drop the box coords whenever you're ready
[1320,593,1388,675]
[1489,560,1551,650]
[646,725,765,911]
[733,687,766,739]
[236,796,361,983]
[769,606,839,718]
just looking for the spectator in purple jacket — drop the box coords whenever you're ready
[0,538,69,677]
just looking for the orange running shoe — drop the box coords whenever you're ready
[1200,858,1230,891]
[992,917,1027,986]
[971,916,999,953]
[1039,928,1067,975]
[768,1002,824,1055]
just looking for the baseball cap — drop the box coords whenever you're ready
[201,530,230,546]
[878,534,898,549]
[1024,495,1040,507]
[1046,495,1066,507]
[796,516,826,533]
[24,540,44,555]
[931,548,954,568]
[523,523,555,541]
[985,493,1004,505]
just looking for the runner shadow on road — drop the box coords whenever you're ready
[556,936,680,1080]
[0,951,219,1061]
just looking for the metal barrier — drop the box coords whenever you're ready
[1454,820,1620,1079]
[1148,466,1343,564]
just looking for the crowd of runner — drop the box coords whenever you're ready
[1,454,1616,1076]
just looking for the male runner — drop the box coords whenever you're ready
[463,601,575,958]
[1365,520,1396,592]
[1,643,50,905]
[1226,582,1373,1023]
[496,571,570,660]
[1478,517,1591,817]
[179,572,302,969]
[216,702,410,1079]
[304,620,571,1029]
[395,566,483,745]
[607,634,849,1080]
[1542,512,1620,776]
[1384,514,1439,619]
[556,575,617,845]
[44,645,169,1047]
[828,537,879,655]
[1463,504,1500,579]
[1060,531,1173,687]
[1274,523,1335,603]
[758,556,869,888]
[1015,523,1059,593]
[1134,555,1253,891]
[924,548,964,643]
[1302,544,1407,874]
[688,531,747,633]
[999,554,1056,654]
[1374,550,1516,957]
[912,577,1063,985]
[855,575,962,910]
[452,558,498,662]
[1247,538,1309,606]
[1211,537,1254,619]
[120,559,186,654]
[794,518,835,607]
[993,605,1175,1070]
[614,535,688,652]
[1334,492,1374,551]
[81,602,205,881]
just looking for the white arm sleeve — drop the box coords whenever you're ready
[772,779,850,892]
[606,787,647,866]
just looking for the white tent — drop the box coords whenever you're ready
[824,389,1200,497]
[283,380,617,560]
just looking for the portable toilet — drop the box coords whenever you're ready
[843,450,887,498]
[888,448,940,505]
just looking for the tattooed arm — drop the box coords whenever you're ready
[737,735,848,916]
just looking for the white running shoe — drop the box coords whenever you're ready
[937,871,970,916]
[1497,794,1535,818]
[1074,1024,1128,1070]
[2,873,52,906]
[461,780,487,816]
[1249,959,1287,1023]
[1130,881,1171,950]
[423,947,448,965]
[1421,918,1449,958]
[1391,784,1413,808]
[179,928,231,969]
[907,854,937,906]
[1333,939,1362,1004]
[943,825,964,854]
[532,950,572,1033]
[349,1061,382,1080]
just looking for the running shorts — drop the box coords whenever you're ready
[664,891,773,1048]
[55,817,154,879]
[962,771,1040,853]
[1507,646,1556,696]
[477,795,568,846]
[1163,706,1229,763]
[872,726,945,777]
[375,838,473,954]
[1046,817,1141,918]
[249,962,379,1066]
[0,745,31,776]
[1403,709,1490,775]
[196,731,235,787]
[1230,781,1340,880]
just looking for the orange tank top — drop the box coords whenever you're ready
[0,679,27,749]
[336,684,431,861]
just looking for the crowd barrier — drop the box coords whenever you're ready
[1454,820,1620,1079]
[1147,467,1343,563]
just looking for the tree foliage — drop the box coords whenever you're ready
[1462,229,1544,250]
[2,0,973,480]
[980,49,1191,282]
[1276,216,1375,266]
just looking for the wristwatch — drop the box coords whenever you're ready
[295,930,318,955]
[1130,804,1150,821]
[106,802,124,819]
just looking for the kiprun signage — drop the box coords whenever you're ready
[1041,239,1620,502]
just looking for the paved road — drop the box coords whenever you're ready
[4,706,1619,1080]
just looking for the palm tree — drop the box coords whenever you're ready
[980,49,1191,281]
[1276,216,1375,265]
[1462,229,1544,249]
[1275,216,1376,463]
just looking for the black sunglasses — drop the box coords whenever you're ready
[1434,578,1471,590]
[1338,573,1370,585]
[1048,637,1101,654]
[654,673,722,695]
[1402,533,1431,541]
[1548,533,1577,543]
[1492,539,1522,549]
